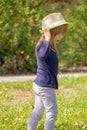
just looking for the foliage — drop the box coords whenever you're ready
[0,76,87,129]
[0,0,87,74]
[58,0,87,67]
[0,0,52,74]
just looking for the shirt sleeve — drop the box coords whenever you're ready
[36,40,50,59]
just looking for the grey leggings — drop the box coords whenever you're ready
[28,83,58,130]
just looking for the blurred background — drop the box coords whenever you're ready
[0,0,87,75]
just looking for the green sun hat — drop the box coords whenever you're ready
[42,13,72,31]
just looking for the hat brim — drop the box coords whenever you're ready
[42,22,73,31]
[42,23,67,30]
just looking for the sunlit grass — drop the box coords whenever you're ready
[0,76,87,130]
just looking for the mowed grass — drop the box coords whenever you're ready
[0,76,87,130]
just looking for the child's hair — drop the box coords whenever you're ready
[50,24,67,42]
[36,24,67,50]
[50,24,67,36]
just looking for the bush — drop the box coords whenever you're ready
[58,0,87,67]
[0,0,87,74]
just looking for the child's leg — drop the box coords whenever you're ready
[41,88,58,130]
[28,86,44,130]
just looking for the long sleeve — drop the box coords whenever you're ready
[35,40,58,89]
[36,40,50,59]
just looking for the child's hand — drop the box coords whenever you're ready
[44,28,51,41]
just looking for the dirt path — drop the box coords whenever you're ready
[0,72,87,82]
[0,75,36,82]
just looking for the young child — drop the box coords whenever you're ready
[28,13,68,130]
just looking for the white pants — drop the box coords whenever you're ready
[28,83,58,130]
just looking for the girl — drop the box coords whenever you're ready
[28,13,68,130]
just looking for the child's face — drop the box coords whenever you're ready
[53,33,64,44]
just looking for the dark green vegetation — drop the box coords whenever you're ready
[0,0,87,74]
[0,76,87,130]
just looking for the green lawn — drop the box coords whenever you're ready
[0,76,87,130]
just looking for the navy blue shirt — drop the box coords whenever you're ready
[34,40,58,89]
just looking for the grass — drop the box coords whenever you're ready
[0,76,87,130]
